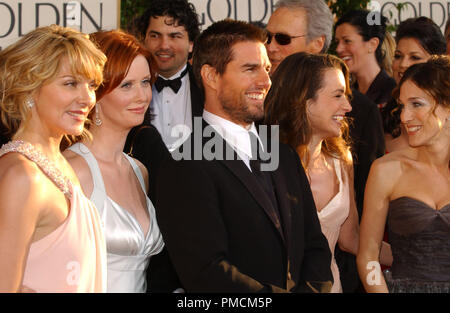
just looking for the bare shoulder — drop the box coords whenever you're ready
[367,149,414,194]
[63,149,88,171]
[0,153,46,218]
[133,158,149,183]
[62,148,93,197]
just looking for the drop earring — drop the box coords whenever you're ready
[94,104,102,126]
[25,97,34,109]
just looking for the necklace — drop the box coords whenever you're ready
[0,140,72,197]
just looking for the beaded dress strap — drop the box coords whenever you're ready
[0,140,72,198]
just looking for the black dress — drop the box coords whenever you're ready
[361,69,396,108]
[385,197,450,293]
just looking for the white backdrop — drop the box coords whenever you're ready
[190,0,449,31]
[1,0,449,50]
[0,0,119,50]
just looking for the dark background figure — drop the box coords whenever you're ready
[127,0,203,152]
[154,19,333,292]
[335,9,396,108]
[0,124,9,147]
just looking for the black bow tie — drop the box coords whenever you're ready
[154,67,188,93]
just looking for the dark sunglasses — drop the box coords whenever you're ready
[266,31,306,45]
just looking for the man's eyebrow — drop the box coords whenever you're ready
[148,30,183,36]
[241,63,259,70]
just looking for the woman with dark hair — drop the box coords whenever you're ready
[265,52,391,293]
[358,55,450,293]
[382,17,446,153]
[64,30,164,292]
[335,9,396,108]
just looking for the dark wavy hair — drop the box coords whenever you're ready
[381,17,446,138]
[264,52,352,167]
[335,9,388,67]
[128,0,200,43]
[395,17,446,55]
[393,55,450,113]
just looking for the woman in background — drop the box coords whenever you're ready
[64,30,165,293]
[0,25,106,292]
[358,55,450,293]
[335,9,396,108]
[382,17,446,153]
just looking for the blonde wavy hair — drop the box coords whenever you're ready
[0,24,106,145]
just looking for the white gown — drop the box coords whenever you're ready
[69,143,164,293]
[317,158,350,293]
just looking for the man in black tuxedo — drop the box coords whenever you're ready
[128,0,203,152]
[154,19,332,293]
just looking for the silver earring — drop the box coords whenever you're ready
[25,97,34,109]
[94,104,102,126]
[446,116,450,122]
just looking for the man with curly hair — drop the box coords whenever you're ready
[129,0,203,151]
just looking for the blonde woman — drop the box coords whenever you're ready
[0,25,107,292]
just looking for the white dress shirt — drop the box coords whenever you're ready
[151,65,192,151]
[202,110,263,171]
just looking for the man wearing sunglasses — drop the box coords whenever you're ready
[266,0,333,75]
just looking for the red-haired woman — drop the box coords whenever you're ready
[64,30,164,293]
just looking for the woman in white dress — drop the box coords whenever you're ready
[265,52,392,292]
[64,30,164,292]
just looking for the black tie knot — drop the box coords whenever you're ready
[154,67,188,93]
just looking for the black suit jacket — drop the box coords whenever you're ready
[347,89,385,217]
[154,120,333,292]
[186,64,204,124]
[336,89,385,293]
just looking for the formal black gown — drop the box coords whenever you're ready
[385,197,450,293]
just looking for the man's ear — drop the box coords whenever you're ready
[306,35,326,54]
[201,64,218,91]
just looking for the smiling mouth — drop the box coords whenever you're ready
[406,125,422,133]
[67,111,87,121]
[332,115,344,121]
[246,93,265,100]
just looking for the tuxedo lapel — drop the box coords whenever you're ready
[188,64,204,122]
[219,158,285,243]
[197,119,285,242]
[270,168,293,257]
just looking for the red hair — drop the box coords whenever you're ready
[89,30,153,101]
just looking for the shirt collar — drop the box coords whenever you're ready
[202,110,263,159]
[161,64,188,80]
